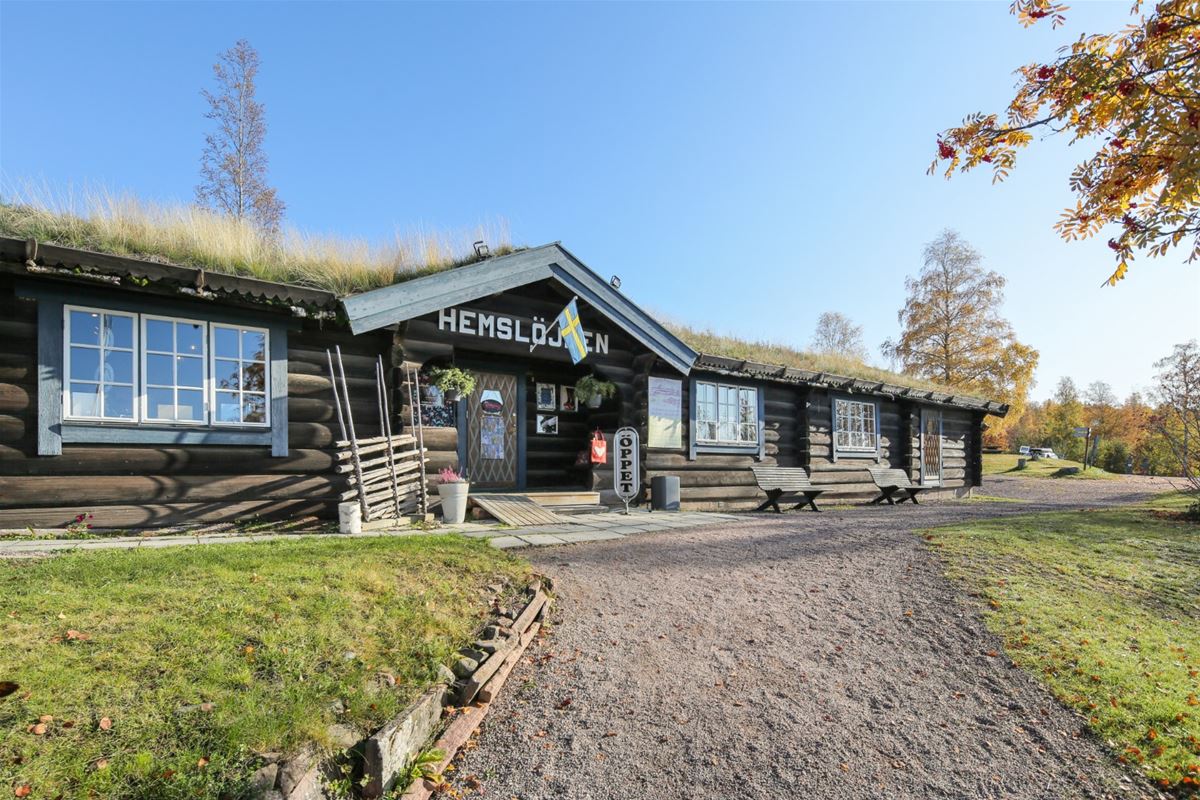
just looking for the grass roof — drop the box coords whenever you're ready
[0,189,514,296]
[665,321,958,395]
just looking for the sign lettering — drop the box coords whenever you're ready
[438,307,609,356]
[613,426,640,513]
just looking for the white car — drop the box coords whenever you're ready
[1030,447,1058,459]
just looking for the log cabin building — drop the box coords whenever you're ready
[0,236,1007,527]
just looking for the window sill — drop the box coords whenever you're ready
[61,423,272,447]
[833,449,880,460]
[694,442,760,454]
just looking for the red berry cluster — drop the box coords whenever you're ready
[937,139,955,160]
[1036,65,1056,81]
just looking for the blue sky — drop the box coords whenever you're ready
[2,1,1196,401]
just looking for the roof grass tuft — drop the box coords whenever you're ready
[0,187,514,296]
[665,321,960,395]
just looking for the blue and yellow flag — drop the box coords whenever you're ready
[557,298,588,364]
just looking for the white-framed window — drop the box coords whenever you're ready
[61,307,270,428]
[834,397,878,453]
[64,306,138,421]
[211,324,270,427]
[696,381,758,446]
[142,315,207,424]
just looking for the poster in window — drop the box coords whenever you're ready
[647,377,682,449]
[479,389,505,459]
[559,386,577,412]
[536,383,557,410]
[536,414,559,435]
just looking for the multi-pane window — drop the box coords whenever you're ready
[62,307,269,427]
[65,308,136,420]
[695,381,758,446]
[143,316,206,423]
[212,325,269,425]
[835,398,877,453]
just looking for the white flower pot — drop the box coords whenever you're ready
[438,482,470,524]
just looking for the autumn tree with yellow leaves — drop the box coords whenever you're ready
[883,231,1039,446]
[931,0,1199,284]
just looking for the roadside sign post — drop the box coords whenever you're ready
[1073,426,1091,469]
[613,426,640,515]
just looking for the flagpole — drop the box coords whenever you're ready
[530,295,580,353]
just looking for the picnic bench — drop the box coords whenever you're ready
[751,466,824,513]
[867,467,926,505]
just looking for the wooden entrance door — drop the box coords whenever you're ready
[466,372,519,488]
[921,409,943,486]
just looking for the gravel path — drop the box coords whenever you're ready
[448,476,1176,800]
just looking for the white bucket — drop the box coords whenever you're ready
[338,502,362,534]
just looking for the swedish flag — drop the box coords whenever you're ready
[557,298,588,364]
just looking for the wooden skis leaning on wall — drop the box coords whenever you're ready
[327,348,429,522]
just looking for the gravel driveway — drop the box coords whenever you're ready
[448,476,1175,800]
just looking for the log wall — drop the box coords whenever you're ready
[0,278,391,528]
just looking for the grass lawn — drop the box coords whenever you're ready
[0,535,530,799]
[983,452,1116,480]
[925,496,1200,792]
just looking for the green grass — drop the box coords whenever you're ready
[926,509,1200,792]
[983,452,1116,480]
[0,535,529,799]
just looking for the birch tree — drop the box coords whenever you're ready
[196,40,285,232]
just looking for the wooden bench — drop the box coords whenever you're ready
[867,467,926,505]
[751,466,825,513]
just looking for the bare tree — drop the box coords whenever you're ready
[810,312,867,361]
[196,40,285,232]
[1152,340,1200,491]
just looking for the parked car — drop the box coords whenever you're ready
[1018,445,1031,456]
[1030,447,1059,459]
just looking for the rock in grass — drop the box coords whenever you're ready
[327,723,359,750]
[436,663,457,684]
[251,762,278,792]
[452,656,479,678]
[459,646,487,663]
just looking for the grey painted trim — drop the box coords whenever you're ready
[687,376,764,461]
[340,244,698,375]
[269,328,289,457]
[516,378,527,490]
[62,425,271,446]
[37,298,64,456]
[830,392,882,463]
[25,284,290,456]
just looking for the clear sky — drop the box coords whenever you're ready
[2,1,1196,401]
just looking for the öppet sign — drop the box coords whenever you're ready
[613,426,640,513]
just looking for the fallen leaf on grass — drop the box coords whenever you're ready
[93,759,108,771]
[14,785,31,797]
[65,630,90,641]
[0,682,18,699]
[26,723,46,736]
[98,717,112,731]
[197,757,209,768]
